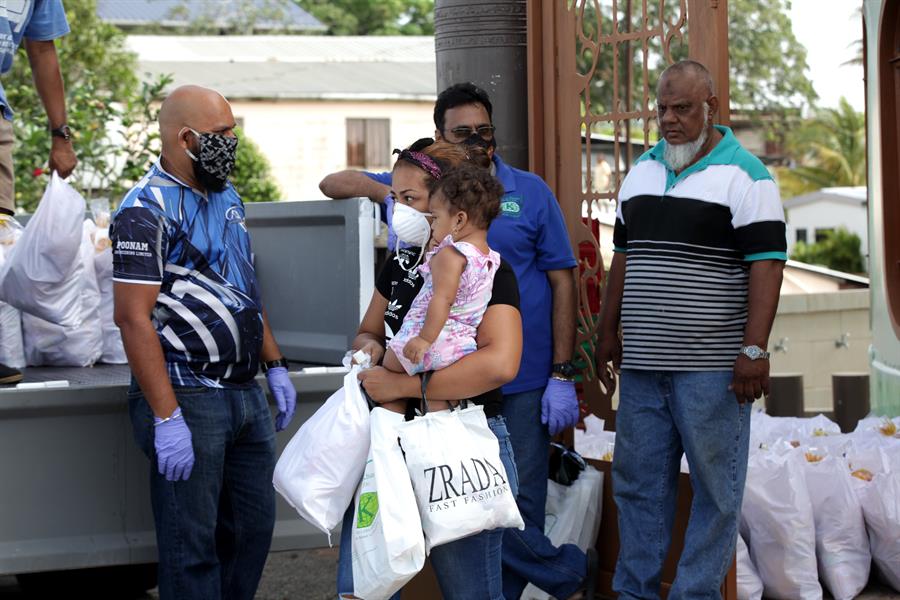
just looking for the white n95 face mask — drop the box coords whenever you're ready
[391,202,432,272]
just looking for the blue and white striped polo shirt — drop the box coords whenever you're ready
[613,126,787,370]
[111,162,263,388]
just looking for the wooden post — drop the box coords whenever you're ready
[688,0,730,124]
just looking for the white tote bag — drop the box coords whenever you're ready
[351,408,425,600]
[398,403,524,553]
[273,366,370,542]
[0,173,86,327]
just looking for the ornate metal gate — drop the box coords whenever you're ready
[527,0,731,425]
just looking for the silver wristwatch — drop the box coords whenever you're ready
[740,345,770,360]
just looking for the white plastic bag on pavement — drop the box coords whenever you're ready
[0,173,86,327]
[351,408,425,600]
[800,447,870,600]
[0,216,24,368]
[22,220,103,367]
[398,403,524,552]
[740,450,821,600]
[273,366,370,542]
[736,533,763,600]
[521,466,604,600]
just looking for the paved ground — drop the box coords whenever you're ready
[2,548,898,599]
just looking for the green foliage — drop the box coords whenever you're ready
[728,0,817,113]
[232,127,282,203]
[298,0,434,35]
[5,0,169,211]
[791,228,865,274]
[776,97,866,198]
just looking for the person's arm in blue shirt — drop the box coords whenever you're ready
[319,170,391,204]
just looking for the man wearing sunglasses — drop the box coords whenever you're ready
[320,82,594,600]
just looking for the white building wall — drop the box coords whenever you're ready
[784,200,868,258]
[231,99,435,201]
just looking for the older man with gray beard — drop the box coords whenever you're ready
[596,60,786,598]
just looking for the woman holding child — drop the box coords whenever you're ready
[337,138,521,600]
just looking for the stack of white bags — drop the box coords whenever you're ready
[0,174,126,368]
[738,410,900,600]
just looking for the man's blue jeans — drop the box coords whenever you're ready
[129,381,277,600]
[612,369,751,600]
[337,415,518,600]
[501,387,587,600]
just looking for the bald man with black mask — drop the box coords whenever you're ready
[111,85,297,600]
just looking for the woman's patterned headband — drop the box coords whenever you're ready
[393,148,443,180]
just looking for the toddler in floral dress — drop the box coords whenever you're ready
[383,162,504,375]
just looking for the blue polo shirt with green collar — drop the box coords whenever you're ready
[613,125,787,370]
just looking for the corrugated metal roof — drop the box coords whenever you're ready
[97,0,325,31]
[783,186,868,209]
[129,35,437,100]
[138,60,437,100]
[126,35,435,63]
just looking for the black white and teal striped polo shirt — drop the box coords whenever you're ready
[613,126,787,371]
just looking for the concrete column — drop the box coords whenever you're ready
[434,0,529,169]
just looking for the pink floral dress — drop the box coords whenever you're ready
[388,235,501,375]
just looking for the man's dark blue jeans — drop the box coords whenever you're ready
[129,380,276,600]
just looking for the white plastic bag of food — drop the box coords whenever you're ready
[273,366,370,543]
[90,217,126,364]
[800,447,870,600]
[521,466,604,600]
[736,533,763,600]
[398,403,523,552]
[351,408,425,600]
[574,414,615,461]
[848,445,900,592]
[740,450,821,600]
[0,173,85,327]
[0,215,24,368]
[22,220,103,367]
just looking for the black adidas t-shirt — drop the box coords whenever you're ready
[375,247,520,417]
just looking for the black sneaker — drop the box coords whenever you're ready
[0,363,22,384]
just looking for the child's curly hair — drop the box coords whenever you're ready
[428,162,503,229]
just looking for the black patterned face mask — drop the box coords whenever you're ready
[184,128,239,193]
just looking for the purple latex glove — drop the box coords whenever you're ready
[154,407,194,481]
[541,378,579,436]
[267,366,297,431]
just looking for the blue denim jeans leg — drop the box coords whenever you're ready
[337,414,518,600]
[612,369,751,600]
[501,387,587,600]
[129,380,277,600]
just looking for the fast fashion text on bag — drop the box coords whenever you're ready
[397,404,524,552]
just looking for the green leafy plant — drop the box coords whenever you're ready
[791,227,865,274]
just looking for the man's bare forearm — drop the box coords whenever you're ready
[319,170,390,203]
[599,253,626,334]
[548,268,577,363]
[742,260,784,348]
[119,320,178,419]
[24,39,67,127]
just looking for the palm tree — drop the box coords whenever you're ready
[777,97,866,197]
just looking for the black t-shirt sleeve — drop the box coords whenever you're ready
[487,259,520,309]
